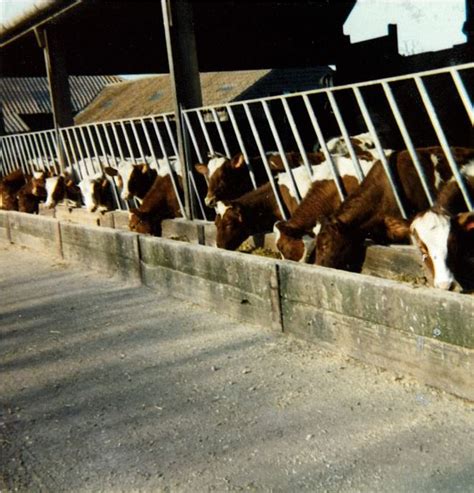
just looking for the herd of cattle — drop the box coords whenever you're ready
[1,133,473,292]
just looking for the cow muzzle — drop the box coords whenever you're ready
[205,195,216,207]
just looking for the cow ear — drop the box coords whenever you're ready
[104,166,118,177]
[384,216,410,241]
[194,164,208,176]
[141,163,150,174]
[456,211,474,232]
[231,154,245,169]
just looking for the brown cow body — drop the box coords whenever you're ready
[315,146,474,273]
[0,170,27,210]
[17,172,48,213]
[129,174,183,236]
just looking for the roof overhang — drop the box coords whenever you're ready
[0,0,84,48]
[0,1,356,77]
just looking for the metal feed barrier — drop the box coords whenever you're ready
[1,63,473,219]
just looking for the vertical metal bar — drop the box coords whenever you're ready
[34,133,48,170]
[78,126,95,174]
[226,105,256,189]
[182,111,204,162]
[210,108,231,157]
[196,110,215,156]
[0,139,8,175]
[261,100,301,203]
[19,135,32,173]
[280,97,314,178]
[48,131,61,173]
[450,68,474,124]
[302,94,345,201]
[101,123,128,210]
[415,76,473,211]
[163,115,179,157]
[326,91,364,181]
[85,124,119,208]
[32,133,47,170]
[353,87,407,218]
[26,133,41,170]
[43,131,57,170]
[165,114,206,218]
[243,103,288,220]
[86,125,101,161]
[37,133,51,169]
[382,81,435,205]
[93,124,115,167]
[130,119,148,164]
[23,134,37,173]
[63,128,82,179]
[71,127,88,177]
[120,121,137,165]
[12,136,28,174]
[3,137,15,172]
[140,118,159,168]
[17,135,33,173]
[150,117,186,217]
[58,129,73,170]
[111,122,126,163]
[12,136,25,171]
[99,124,119,167]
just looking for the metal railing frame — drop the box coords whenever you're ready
[1,63,473,218]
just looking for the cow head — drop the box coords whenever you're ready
[273,221,317,263]
[315,217,365,271]
[385,210,474,290]
[215,201,249,250]
[195,153,248,207]
[78,173,111,213]
[31,171,48,200]
[105,162,151,201]
[129,208,161,236]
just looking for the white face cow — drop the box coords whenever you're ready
[78,173,111,213]
[386,209,474,290]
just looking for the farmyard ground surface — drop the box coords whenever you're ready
[1,242,473,492]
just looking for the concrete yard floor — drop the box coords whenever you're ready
[0,242,473,493]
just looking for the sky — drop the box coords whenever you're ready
[1,0,467,58]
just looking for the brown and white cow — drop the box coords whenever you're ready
[16,171,48,213]
[314,146,474,275]
[128,159,183,236]
[195,151,325,208]
[273,154,378,262]
[384,173,474,290]
[215,162,336,250]
[104,160,158,202]
[0,169,27,210]
[78,172,114,213]
[44,171,82,209]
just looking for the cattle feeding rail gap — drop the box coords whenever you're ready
[1,63,473,217]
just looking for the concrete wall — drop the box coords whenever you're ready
[139,236,281,329]
[278,263,474,400]
[7,211,61,256]
[60,222,141,284]
[1,209,473,400]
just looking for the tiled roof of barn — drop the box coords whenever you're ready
[74,67,333,124]
[1,75,122,133]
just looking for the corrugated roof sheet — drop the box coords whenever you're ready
[75,68,333,124]
[1,75,122,133]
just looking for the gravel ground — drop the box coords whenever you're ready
[1,242,473,493]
